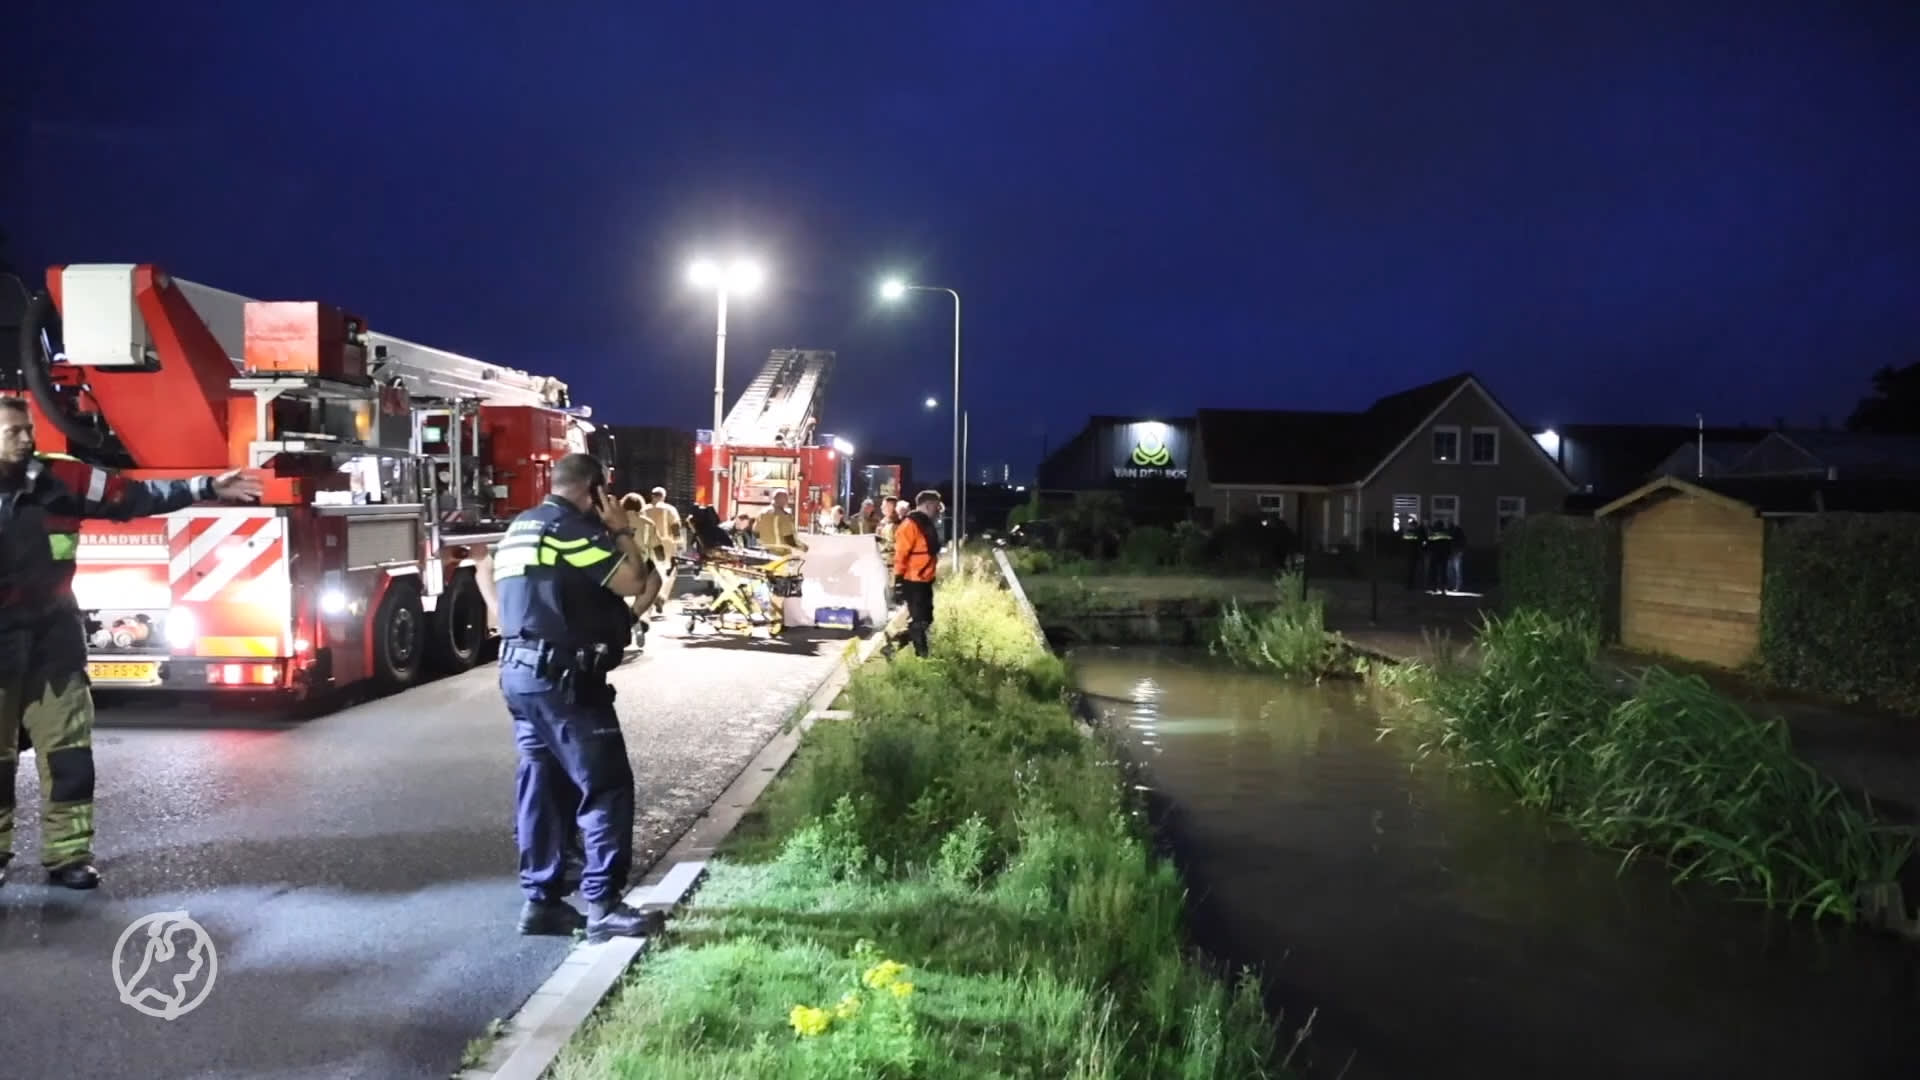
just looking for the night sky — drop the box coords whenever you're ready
[9,1,1918,485]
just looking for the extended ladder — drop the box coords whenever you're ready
[720,348,833,446]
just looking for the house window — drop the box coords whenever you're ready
[1341,493,1356,540]
[1392,494,1421,531]
[1470,427,1499,465]
[1432,426,1461,464]
[1428,494,1460,527]
[1497,495,1526,533]
[1257,493,1284,516]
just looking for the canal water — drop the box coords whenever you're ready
[1070,645,1920,1080]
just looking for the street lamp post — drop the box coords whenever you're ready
[882,278,962,572]
[688,256,765,514]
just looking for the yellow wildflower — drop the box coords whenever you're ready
[789,1005,831,1038]
[862,960,909,990]
[833,991,863,1020]
[888,980,915,999]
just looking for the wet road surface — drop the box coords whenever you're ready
[0,624,851,1080]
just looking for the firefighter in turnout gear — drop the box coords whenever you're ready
[0,397,263,890]
[475,452,665,941]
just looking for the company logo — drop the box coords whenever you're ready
[113,910,219,1020]
[1115,422,1186,479]
[1130,429,1172,468]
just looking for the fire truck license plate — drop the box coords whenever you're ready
[88,661,160,685]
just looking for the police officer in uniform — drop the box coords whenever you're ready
[476,452,664,940]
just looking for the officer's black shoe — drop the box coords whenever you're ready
[518,898,586,936]
[585,901,663,944]
[48,862,100,890]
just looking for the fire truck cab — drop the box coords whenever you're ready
[9,263,611,702]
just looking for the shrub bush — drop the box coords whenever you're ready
[1760,512,1920,713]
[1118,524,1176,569]
[1497,513,1619,640]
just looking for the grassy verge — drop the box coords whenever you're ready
[1373,608,1913,923]
[551,567,1299,1079]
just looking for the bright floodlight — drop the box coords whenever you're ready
[880,278,908,301]
[729,258,765,294]
[924,396,938,409]
[832,436,855,456]
[688,256,764,292]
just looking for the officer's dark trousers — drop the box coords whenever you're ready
[500,665,634,907]
[899,580,935,657]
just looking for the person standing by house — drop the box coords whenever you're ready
[1443,520,1467,593]
[887,490,944,657]
[1400,514,1428,592]
[852,497,879,535]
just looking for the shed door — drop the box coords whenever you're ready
[1619,494,1764,668]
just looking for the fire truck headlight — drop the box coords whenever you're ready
[319,588,349,616]
[165,608,198,648]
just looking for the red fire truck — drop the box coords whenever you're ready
[692,348,851,528]
[11,263,611,702]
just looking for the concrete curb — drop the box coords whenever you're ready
[456,630,888,1080]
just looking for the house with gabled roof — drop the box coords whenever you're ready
[1188,373,1574,550]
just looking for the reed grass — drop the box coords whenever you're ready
[1211,571,1350,680]
[1377,609,1912,922]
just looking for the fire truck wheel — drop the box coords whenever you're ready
[373,578,427,688]
[430,571,489,673]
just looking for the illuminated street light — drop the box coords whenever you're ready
[881,275,963,568]
[689,254,767,510]
[924,396,939,410]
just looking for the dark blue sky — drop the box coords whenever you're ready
[8,1,1918,484]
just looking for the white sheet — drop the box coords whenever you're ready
[779,532,891,628]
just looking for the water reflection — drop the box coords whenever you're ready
[1072,645,1920,1080]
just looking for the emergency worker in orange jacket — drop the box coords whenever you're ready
[888,489,945,657]
[0,397,262,890]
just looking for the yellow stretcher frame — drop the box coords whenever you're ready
[676,549,805,640]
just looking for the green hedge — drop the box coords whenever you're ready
[1497,514,1620,640]
[1760,513,1920,713]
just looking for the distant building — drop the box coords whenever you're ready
[604,425,696,504]
[1188,373,1572,550]
[1035,415,1197,526]
[1531,424,1920,512]
[1525,422,1773,506]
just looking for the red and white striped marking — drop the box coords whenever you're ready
[167,512,288,603]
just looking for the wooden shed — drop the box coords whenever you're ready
[1595,476,1768,668]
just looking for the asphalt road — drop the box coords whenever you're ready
[0,622,850,1080]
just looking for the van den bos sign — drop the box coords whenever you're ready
[1113,424,1186,480]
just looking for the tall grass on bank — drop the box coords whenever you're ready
[1376,609,1912,922]
[552,567,1299,1079]
[1212,570,1349,680]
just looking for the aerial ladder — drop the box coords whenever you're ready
[9,263,609,702]
[695,348,846,527]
